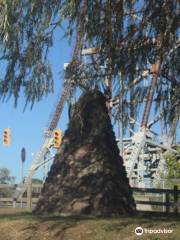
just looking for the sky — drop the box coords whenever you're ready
[0,28,72,183]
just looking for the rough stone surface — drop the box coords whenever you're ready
[34,90,136,215]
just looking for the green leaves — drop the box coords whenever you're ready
[0,0,61,107]
[0,0,179,132]
[0,168,15,184]
[163,149,180,179]
[64,0,179,129]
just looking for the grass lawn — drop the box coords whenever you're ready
[0,208,179,240]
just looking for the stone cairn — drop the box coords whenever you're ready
[34,90,136,215]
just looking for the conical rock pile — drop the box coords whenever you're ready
[34,90,136,215]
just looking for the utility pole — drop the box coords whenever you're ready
[21,147,26,208]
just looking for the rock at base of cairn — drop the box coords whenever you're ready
[34,90,136,216]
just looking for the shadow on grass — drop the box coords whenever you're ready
[49,222,77,240]
[135,211,180,221]
[0,209,179,223]
[35,212,180,236]
[21,216,78,240]
[0,209,179,239]
[34,211,180,226]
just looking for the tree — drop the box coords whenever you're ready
[156,147,180,189]
[0,168,15,197]
[64,0,180,130]
[0,1,179,131]
[32,178,43,184]
[0,0,59,107]
[163,148,180,179]
[0,167,15,184]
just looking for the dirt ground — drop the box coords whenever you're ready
[0,208,179,240]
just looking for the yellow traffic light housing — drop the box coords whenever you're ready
[53,129,61,148]
[3,128,10,146]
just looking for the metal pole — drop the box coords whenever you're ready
[119,72,124,156]
[43,155,46,182]
[141,59,161,128]
[119,113,124,156]
[21,147,26,208]
[27,178,32,210]
[22,161,24,183]
[20,161,24,208]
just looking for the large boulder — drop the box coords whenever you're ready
[34,90,136,215]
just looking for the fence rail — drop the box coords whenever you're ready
[0,184,42,189]
[132,185,180,214]
[0,184,42,208]
[0,184,179,213]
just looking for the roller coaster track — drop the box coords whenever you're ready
[48,83,72,131]
[128,60,161,181]
[14,83,72,201]
[14,1,86,202]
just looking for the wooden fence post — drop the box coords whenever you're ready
[174,185,178,214]
[13,199,16,209]
[165,192,170,213]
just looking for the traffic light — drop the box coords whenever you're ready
[53,129,61,148]
[3,128,10,146]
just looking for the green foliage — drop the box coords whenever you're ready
[32,178,43,184]
[163,150,180,179]
[0,0,61,107]
[0,0,179,130]
[64,0,180,127]
[0,168,15,197]
[0,168,15,184]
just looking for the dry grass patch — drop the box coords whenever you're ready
[0,209,179,240]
